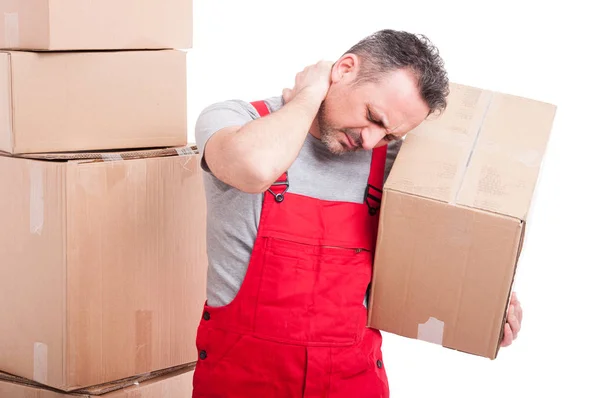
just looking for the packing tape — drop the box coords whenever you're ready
[3,12,19,48]
[29,163,44,235]
[1,71,12,150]
[33,342,48,384]
[101,153,124,162]
[176,147,198,173]
[176,147,195,156]
[450,91,494,205]
[135,310,153,374]
[516,149,542,168]
[417,317,444,346]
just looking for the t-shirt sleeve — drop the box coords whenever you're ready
[194,99,259,173]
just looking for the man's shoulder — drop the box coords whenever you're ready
[198,95,284,120]
[194,95,286,175]
[263,96,285,114]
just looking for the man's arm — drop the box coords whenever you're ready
[202,61,333,193]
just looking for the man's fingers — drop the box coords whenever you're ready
[509,292,523,323]
[282,88,292,104]
[516,302,523,323]
[319,60,335,70]
[508,305,520,337]
[501,322,514,347]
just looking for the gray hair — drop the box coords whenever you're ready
[344,29,450,116]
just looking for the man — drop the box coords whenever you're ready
[192,30,523,398]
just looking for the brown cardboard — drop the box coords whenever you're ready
[0,0,192,51]
[0,49,187,154]
[0,146,207,391]
[0,364,195,397]
[368,82,556,359]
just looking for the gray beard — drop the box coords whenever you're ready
[316,102,362,155]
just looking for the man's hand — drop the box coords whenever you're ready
[282,60,334,104]
[500,292,523,347]
[203,60,335,194]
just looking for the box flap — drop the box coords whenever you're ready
[493,219,526,358]
[384,84,491,204]
[0,362,194,396]
[385,82,556,220]
[0,155,67,388]
[64,151,206,388]
[13,145,198,162]
[101,364,193,398]
[0,52,12,152]
[72,363,194,395]
[456,92,557,219]
[0,371,71,395]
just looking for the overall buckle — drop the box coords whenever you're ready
[364,184,383,215]
[267,174,289,203]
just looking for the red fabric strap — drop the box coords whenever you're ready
[250,100,270,117]
[364,146,386,214]
[368,146,386,193]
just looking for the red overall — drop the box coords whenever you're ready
[192,100,389,398]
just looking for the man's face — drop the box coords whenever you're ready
[315,57,431,155]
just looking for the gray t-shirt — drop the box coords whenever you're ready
[195,96,401,307]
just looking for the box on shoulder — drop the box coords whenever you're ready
[0,49,187,154]
[0,0,192,51]
[0,146,207,391]
[368,82,557,359]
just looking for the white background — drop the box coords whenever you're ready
[186,1,599,396]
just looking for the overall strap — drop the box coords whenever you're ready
[365,146,387,215]
[250,100,270,117]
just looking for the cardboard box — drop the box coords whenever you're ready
[0,363,195,397]
[0,49,187,154]
[0,0,192,51]
[368,82,556,359]
[0,146,207,390]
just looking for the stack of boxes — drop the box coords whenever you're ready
[0,1,206,396]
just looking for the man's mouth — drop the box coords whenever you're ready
[343,132,357,149]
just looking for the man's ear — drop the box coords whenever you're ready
[331,53,358,84]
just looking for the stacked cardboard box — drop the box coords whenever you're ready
[0,0,191,154]
[0,1,206,396]
[367,82,557,360]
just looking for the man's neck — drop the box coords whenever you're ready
[308,117,321,140]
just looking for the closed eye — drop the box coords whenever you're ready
[367,108,384,127]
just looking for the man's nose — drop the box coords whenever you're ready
[361,128,385,150]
